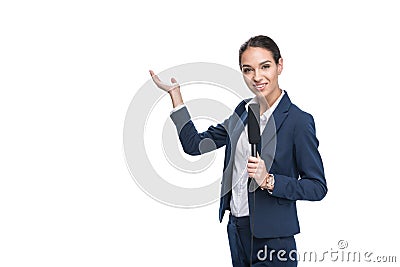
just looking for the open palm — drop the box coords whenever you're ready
[149,70,180,92]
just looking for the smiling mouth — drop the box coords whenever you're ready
[254,83,267,91]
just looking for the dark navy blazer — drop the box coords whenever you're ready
[170,92,327,238]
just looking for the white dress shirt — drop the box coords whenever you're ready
[230,90,285,217]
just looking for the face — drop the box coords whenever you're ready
[240,47,283,101]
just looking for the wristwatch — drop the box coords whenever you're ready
[267,173,275,186]
[261,173,274,190]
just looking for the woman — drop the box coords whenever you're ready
[150,35,327,267]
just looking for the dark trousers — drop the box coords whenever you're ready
[227,214,297,267]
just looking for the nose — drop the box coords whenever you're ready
[253,69,262,82]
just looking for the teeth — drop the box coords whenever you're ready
[255,84,266,90]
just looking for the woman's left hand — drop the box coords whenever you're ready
[247,154,269,189]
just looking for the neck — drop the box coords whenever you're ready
[257,88,282,114]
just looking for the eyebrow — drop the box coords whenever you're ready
[241,60,272,68]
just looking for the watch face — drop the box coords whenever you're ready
[269,174,275,185]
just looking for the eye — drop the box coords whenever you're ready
[242,68,253,73]
[261,64,270,70]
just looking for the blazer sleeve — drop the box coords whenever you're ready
[170,106,229,156]
[271,113,328,201]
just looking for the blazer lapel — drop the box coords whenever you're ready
[230,98,250,149]
[230,106,248,151]
[261,92,291,151]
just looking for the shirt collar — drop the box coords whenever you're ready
[245,90,285,120]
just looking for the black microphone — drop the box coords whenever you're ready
[248,103,260,157]
[248,104,260,265]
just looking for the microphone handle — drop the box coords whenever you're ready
[251,144,257,157]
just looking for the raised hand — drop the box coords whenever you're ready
[149,70,180,93]
[149,69,184,108]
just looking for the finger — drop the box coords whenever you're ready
[169,77,180,92]
[247,166,258,172]
[247,169,256,176]
[171,77,178,84]
[247,163,258,168]
[248,156,259,163]
[247,166,255,172]
[247,167,258,174]
[150,72,161,83]
[149,70,161,83]
[247,171,255,178]
[255,153,265,165]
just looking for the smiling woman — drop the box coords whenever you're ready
[239,36,284,116]
[240,47,283,114]
[149,35,327,267]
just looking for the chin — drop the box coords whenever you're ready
[261,90,272,98]
[255,89,271,98]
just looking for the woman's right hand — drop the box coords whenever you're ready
[149,70,180,93]
[149,70,184,108]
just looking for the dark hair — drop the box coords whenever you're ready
[239,35,281,66]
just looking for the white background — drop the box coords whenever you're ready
[1,0,399,266]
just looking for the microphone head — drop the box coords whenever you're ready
[248,103,260,144]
